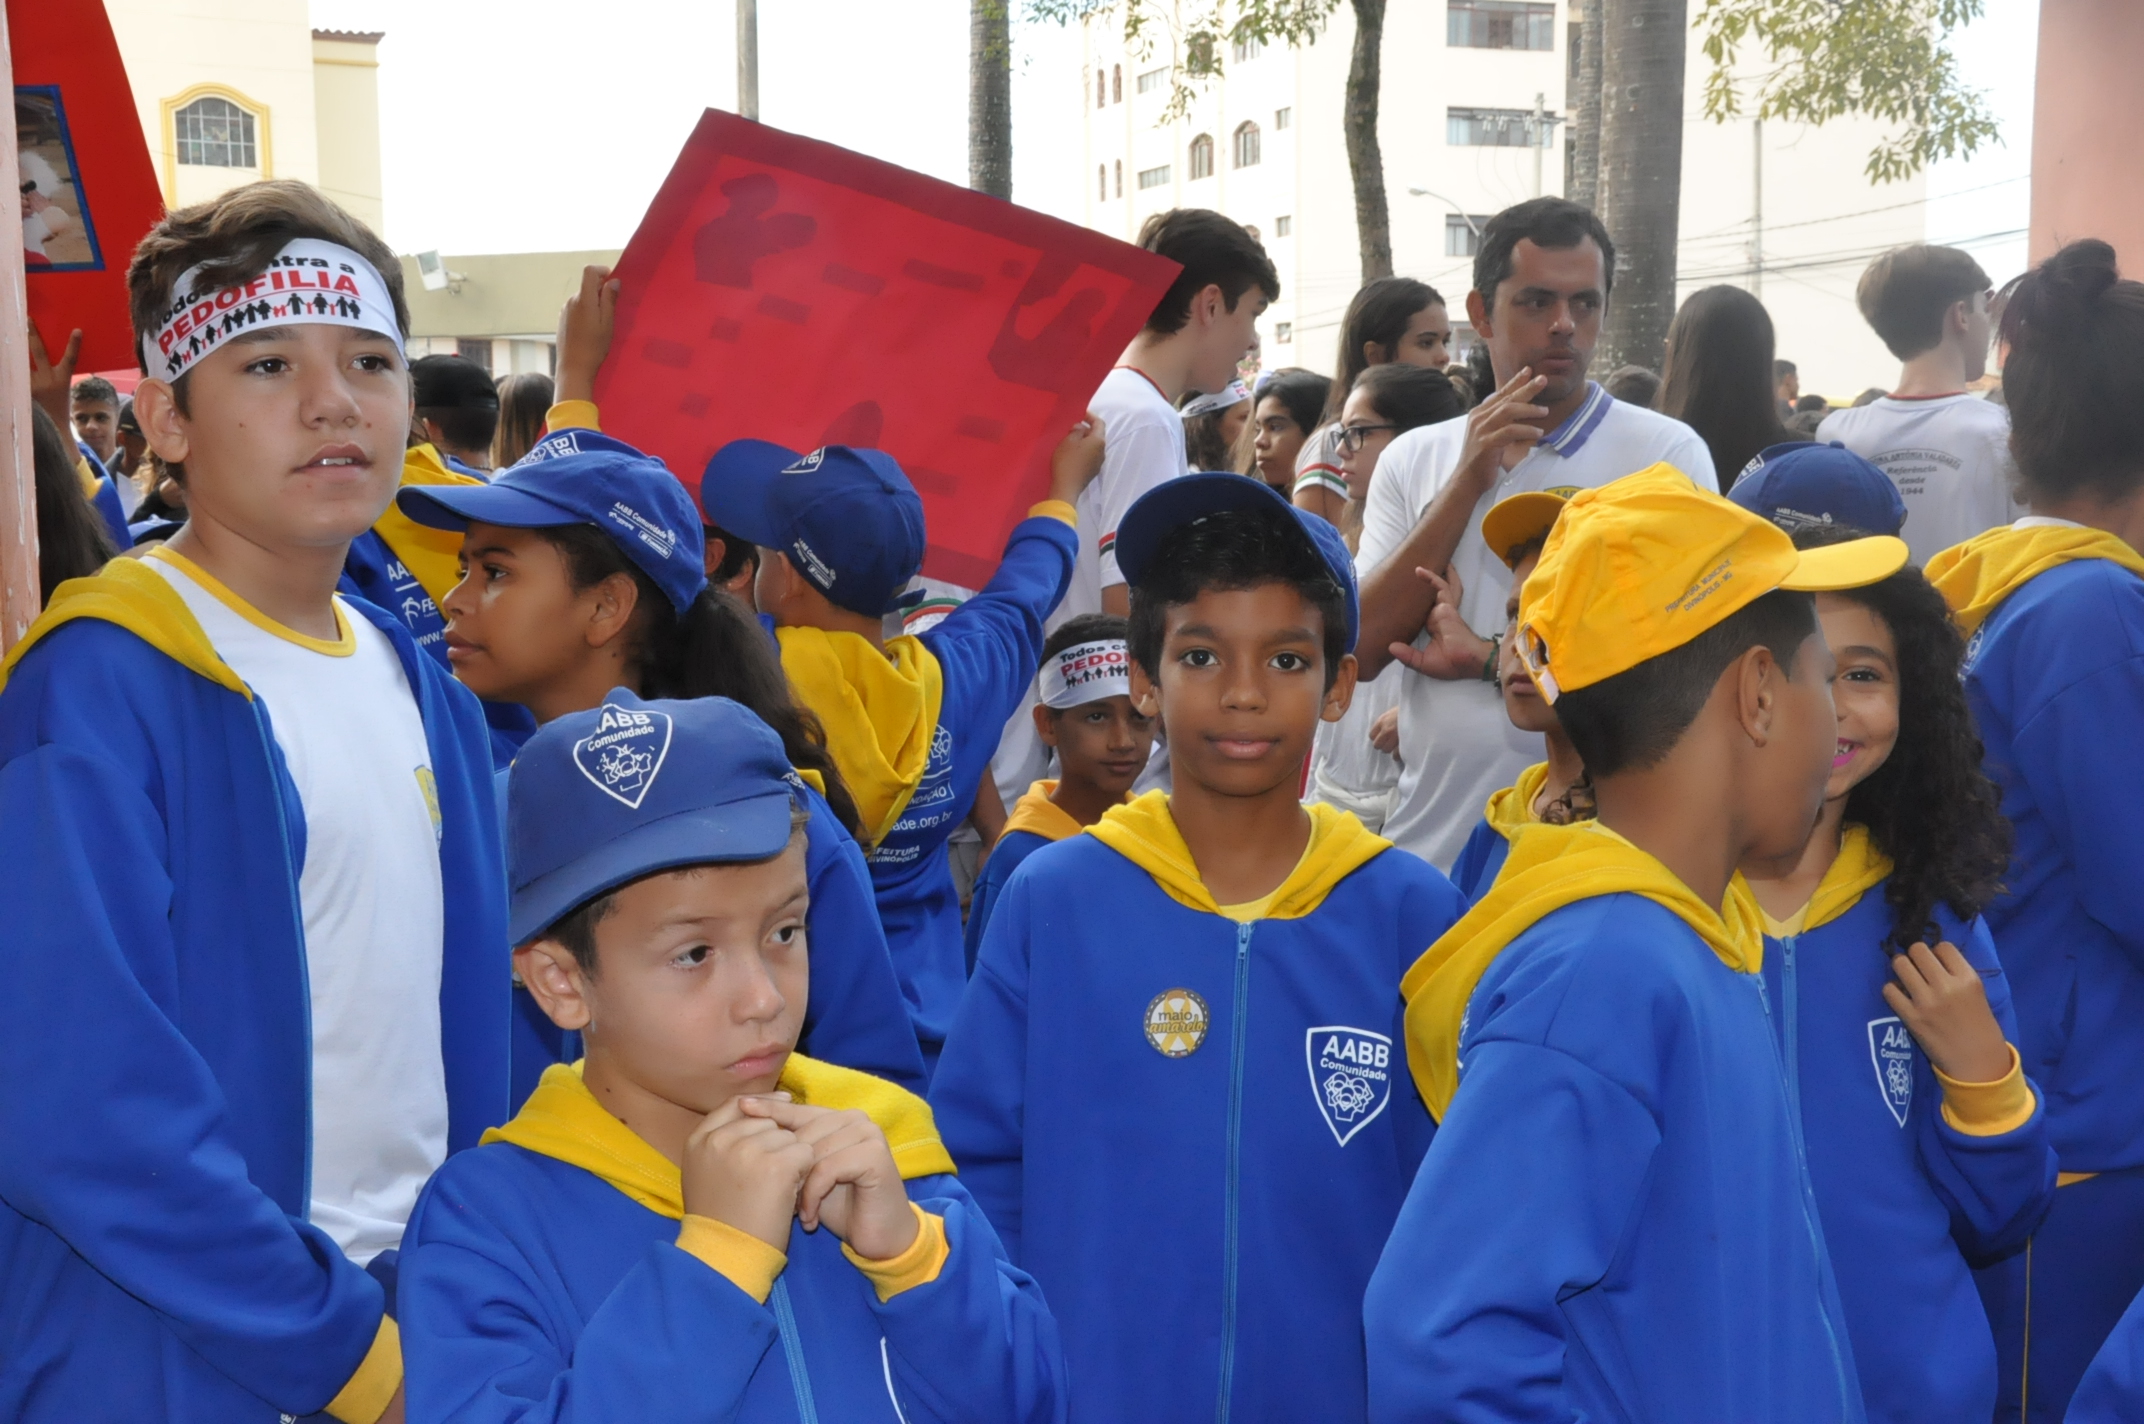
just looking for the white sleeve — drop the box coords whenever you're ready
[1356,430,1435,575]
[1095,413,1188,588]
[1664,424,1720,492]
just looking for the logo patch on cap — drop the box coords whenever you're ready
[783,449,827,476]
[572,703,674,809]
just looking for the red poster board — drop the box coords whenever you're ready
[10,0,165,372]
[595,111,1180,590]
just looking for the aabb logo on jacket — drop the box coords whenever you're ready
[1307,1027,1393,1146]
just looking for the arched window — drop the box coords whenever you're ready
[1099,164,1108,201]
[1233,121,1261,169]
[1188,134,1215,181]
[1111,65,1122,103]
[174,95,258,169]
[1113,160,1122,197]
[1097,68,1106,108]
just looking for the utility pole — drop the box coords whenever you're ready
[1531,91,1546,198]
[736,0,760,121]
[1749,117,1764,301]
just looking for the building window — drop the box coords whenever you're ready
[455,338,494,373]
[174,95,258,168]
[1114,160,1122,197]
[1275,322,1293,342]
[1448,0,1556,51]
[1097,68,1106,108]
[1112,65,1122,102]
[1136,66,1167,95]
[1188,134,1215,180]
[1232,34,1264,63]
[1445,214,1494,256]
[1099,164,1108,200]
[1448,106,1555,147]
[1233,121,1261,168]
[1275,106,1292,130]
[1275,215,1292,236]
[1137,164,1171,190]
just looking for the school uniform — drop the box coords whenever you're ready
[1448,760,1548,901]
[1368,820,1866,1423]
[1925,521,2144,1421]
[932,795,1466,1423]
[400,1055,1065,1423]
[961,779,1092,972]
[1749,827,2057,1424]
[2069,1286,2144,1424]
[0,554,509,1422]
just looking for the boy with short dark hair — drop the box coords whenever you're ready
[69,372,121,468]
[1366,465,1908,1421]
[0,178,509,1422]
[933,473,1466,1423]
[397,690,1064,1421]
[408,353,500,475]
[963,611,1154,961]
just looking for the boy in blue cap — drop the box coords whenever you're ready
[394,429,927,1097]
[702,423,1104,1071]
[397,690,1065,1422]
[931,473,1467,1423]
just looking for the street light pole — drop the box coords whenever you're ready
[1531,91,1545,198]
[737,0,760,121]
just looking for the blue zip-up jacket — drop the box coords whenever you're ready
[1754,846,2056,1424]
[932,796,1465,1423]
[0,559,510,1422]
[1369,835,1865,1423]
[962,826,1048,972]
[2069,1284,2144,1423]
[866,513,1076,1064]
[400,1057,1066,1423]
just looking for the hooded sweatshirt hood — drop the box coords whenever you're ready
[370,443,488,613]
[1742,822,1893,939]
[1403,819,1764,1120]
[1001,779,1094,844]
[1482,761,1551,841]
[777,626,944,848]
[1,554,247,697]
[1925,523,2144,636]
[1086,791,1389,919]
[486,1054,955,1218]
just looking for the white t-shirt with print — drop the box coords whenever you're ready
[151,551,448,1265]
[1357,385,1718,870]
[1815,394,2020,565]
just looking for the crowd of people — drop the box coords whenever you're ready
[6,171,2144,1424]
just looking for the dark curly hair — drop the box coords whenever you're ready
[1795,527,2010,947]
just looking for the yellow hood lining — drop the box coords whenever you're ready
[778,627,944,846]
[1086,791,1390,920]
[1926,523,2144,636]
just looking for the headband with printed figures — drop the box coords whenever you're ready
[142,237,405,381]
[1039,638,1133,710]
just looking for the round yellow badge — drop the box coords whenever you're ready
[1145,988,1210,1057]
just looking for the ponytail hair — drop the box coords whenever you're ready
[535,524,866,840]
[2000,238,2144,505]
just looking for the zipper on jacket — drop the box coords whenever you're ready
[1780,936,1805,1141]
[250,697,315,1210]
[1214,921,1254,1424]
[770,1278,821,1424]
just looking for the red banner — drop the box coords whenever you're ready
[11,0,165,372]
[594,111,1180,590]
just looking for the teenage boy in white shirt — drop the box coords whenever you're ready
[1819,243,2020,565]
[1352,197,1718,872]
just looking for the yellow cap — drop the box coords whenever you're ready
[1481,491,1570,570]
[1516,463,1909,702]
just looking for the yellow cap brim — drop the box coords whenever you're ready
[1481,491,1569,570]
[1779,535,1910,592]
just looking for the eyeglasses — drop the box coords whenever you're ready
[1339,422,1399,453]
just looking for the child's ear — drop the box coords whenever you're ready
[1320,652,1360,725]
[132,379,191,466]
[1127,658,1161,718]
[1031,700,1060,748]
[1733,645,1779,747]
[517,941,593,1031]
[583,571,642,650]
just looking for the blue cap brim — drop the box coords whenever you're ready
[699,439,806,551]
[508,790,799,946]
[397,481,592,534]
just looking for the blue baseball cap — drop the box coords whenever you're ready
[396,428,708,615]
[1114,472,1360,650]
[505,688,805,945]
[700,440,926,617]
[1727,442,1906,538]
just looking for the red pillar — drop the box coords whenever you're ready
[2031,0,2144,266]
[0,12,43,644]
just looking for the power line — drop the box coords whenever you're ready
[1678,226,2025,282]
[1680,173,2029,244]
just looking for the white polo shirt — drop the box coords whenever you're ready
[1815,393,2021,564]
[1357,384,1718,870]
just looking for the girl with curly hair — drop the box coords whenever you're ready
[1739,520,2054,1424]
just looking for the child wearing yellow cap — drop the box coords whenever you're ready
[1364,463,1907,1422]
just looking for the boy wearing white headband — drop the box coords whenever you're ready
[0,180,510,1424]
[962,612,1155,963]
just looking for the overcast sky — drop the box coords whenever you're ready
[308,0,2037,277]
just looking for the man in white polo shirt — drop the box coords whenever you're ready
[1354,197,1717,871]
[1818,243,2020,565]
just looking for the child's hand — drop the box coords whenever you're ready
[554,264,620,405]
[680,1094,814,1252]
[28,320,82,434]
[1882,941,2013,1084]
[1387,565,1493,681]
[1368,706,1401,756]
[1047,412,1108,504]
[740,1099,919,1262]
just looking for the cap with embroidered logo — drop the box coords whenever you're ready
[700,440,927,617]
[1727,441,1907,538]
[395,428,707,615]
[1516,463,1909,703]
[506,688,804,945]
[1481,490,1570,571]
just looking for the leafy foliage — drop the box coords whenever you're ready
[1696,0,2001,183]
[1026,0,1341,123]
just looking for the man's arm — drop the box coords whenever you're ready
[1092,411,1186,616]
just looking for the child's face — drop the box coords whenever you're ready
[1036,693,1155,798]
[137,323,409,550]
[71,398,118,461]
[530,842,810,1111]
[1742,628,1840,863]
[1815,592,1900,803]
[1131,583,1355,800]
[1499,548,1557,735]
[1192,287,1270,395]
[441,523,627,708]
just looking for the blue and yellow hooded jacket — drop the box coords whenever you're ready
[2070,1282,2144,1423]
[1746,827,2056,1424]
[0,557,509,1423]
[1927,524,2144,1172]
[960,779,1099,972]
[931,794,1464,1424]
[1449,761,1550,902]
[399,1055,1066,1423]
[1367,820,1865,1424]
